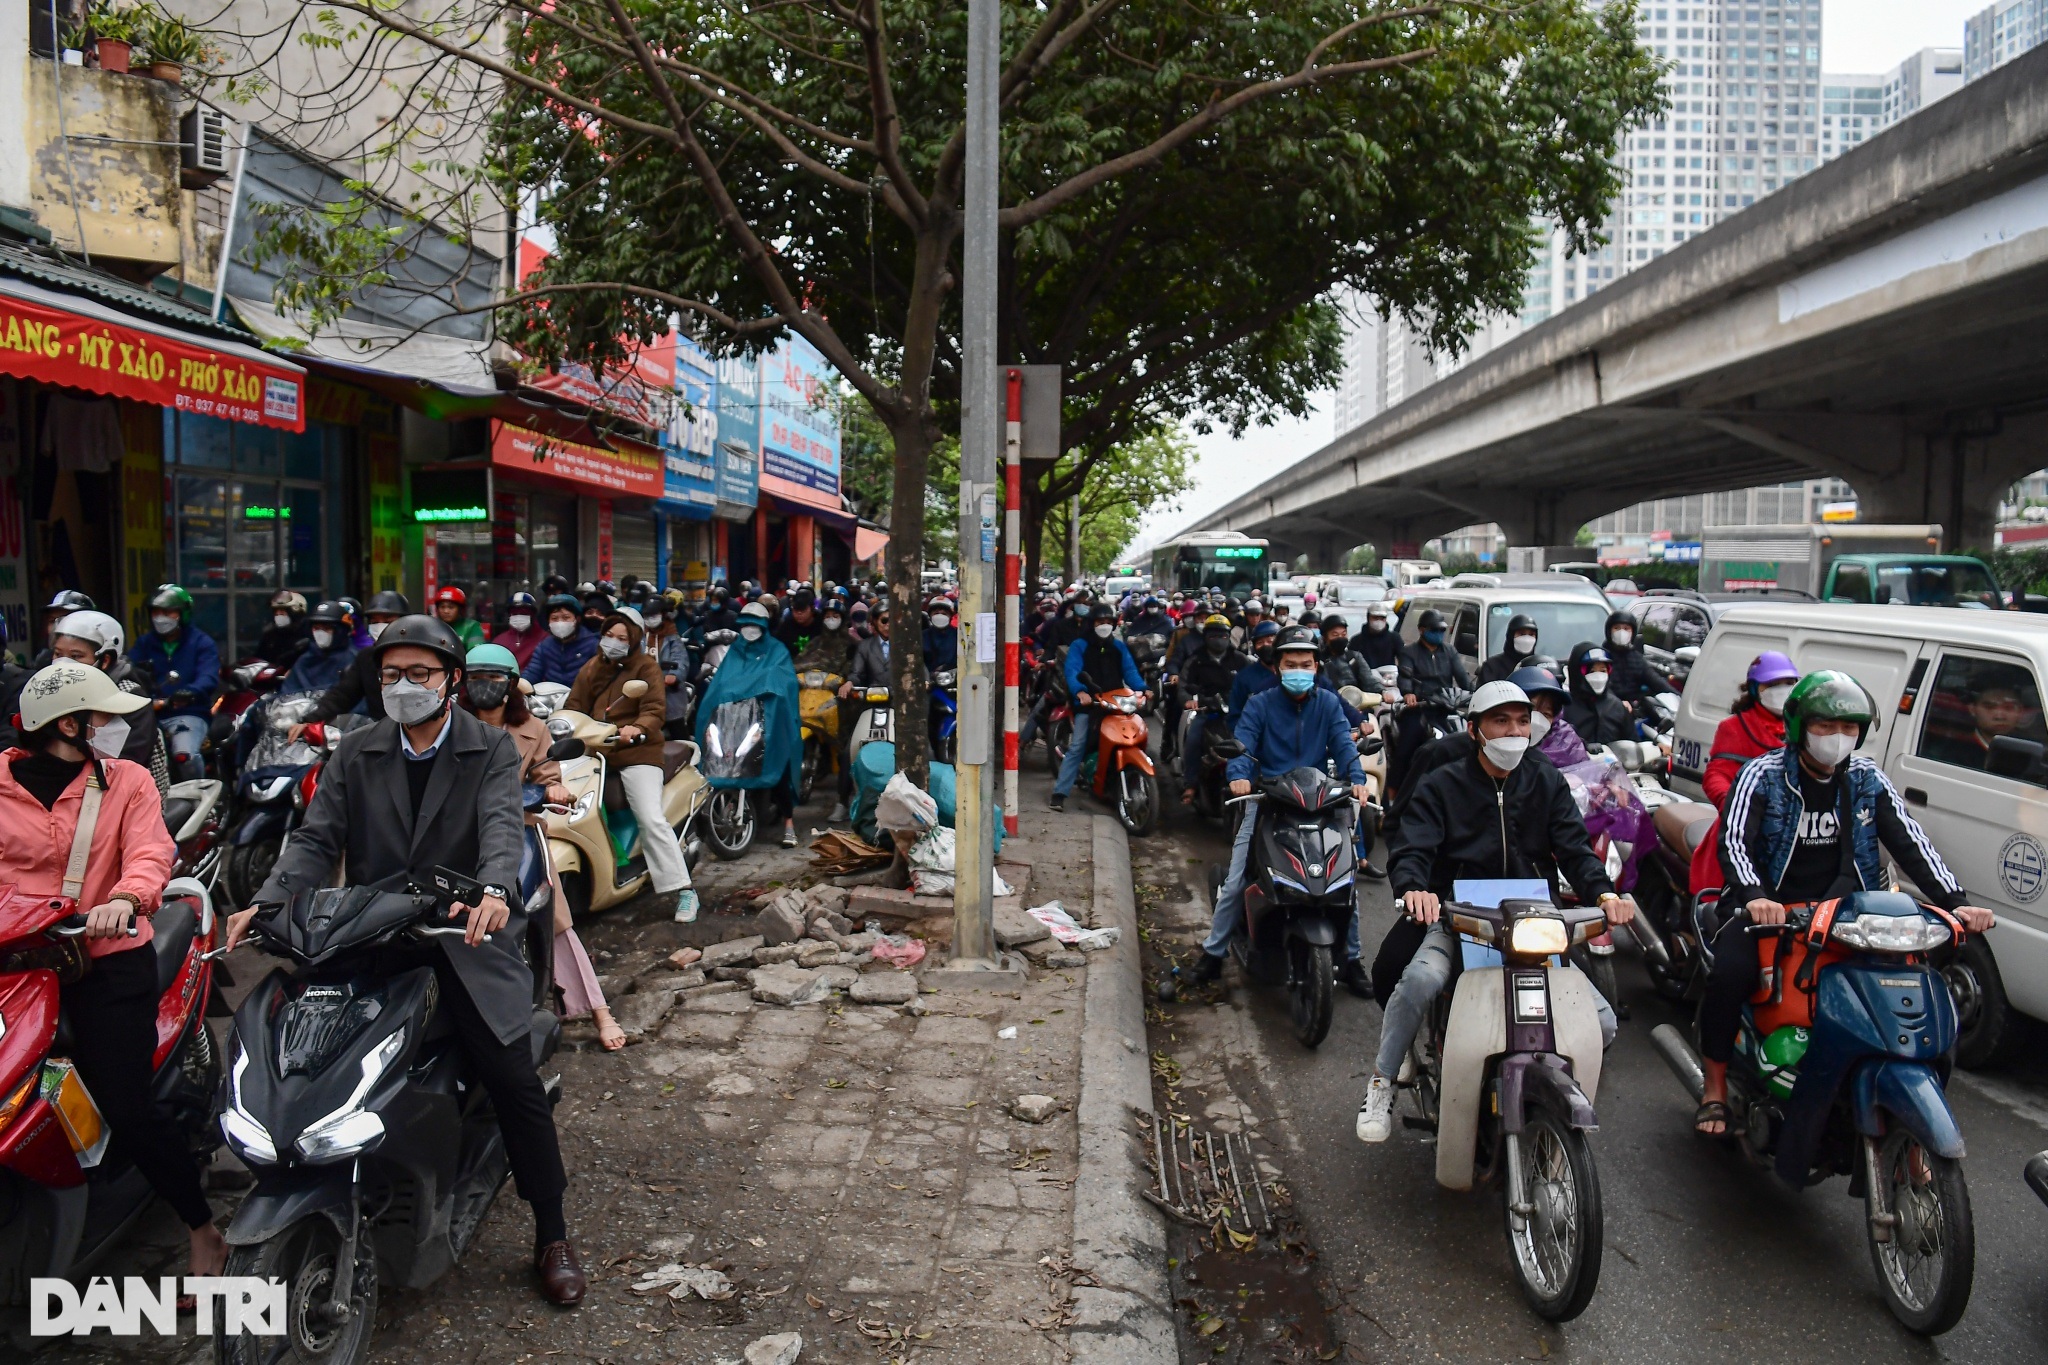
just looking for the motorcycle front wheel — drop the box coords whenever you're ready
[1116,768,1158,838]
[217,1214,377,1365]
[1866,1128,1975,1335]
[1288,940,1333,1048]
[797,739,819,804]
[1505,1101,1603,1322]
[1045,716,1071,774]
[223,838,280,910]
[702,788,757,860]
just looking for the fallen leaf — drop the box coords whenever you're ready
[1198,1319,1225,1337]
[806,1293,826,1309]
[748,1236,767,1248]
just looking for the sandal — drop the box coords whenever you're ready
[593,1006,626,1052]
[1693,1100,1730,1137]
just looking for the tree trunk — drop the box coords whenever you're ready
[883,409,936,787]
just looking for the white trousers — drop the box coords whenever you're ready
[619,764,691,894]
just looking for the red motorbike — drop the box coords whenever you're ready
[0,875,225,1304]
[211,657,290,783]
[1087,687,1159,837]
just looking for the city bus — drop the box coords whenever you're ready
[1150,531,1273,602]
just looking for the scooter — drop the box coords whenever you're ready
[1170,768,1357,1046]
[1084,687,1157,837]
[221,694,330,908]
[1631,798,1720,1002]
[1178,692,1243,823]
[1402,887,1612,1321]
[544,678,718,915]
[929,668,958,764]
[845,682,895,775]
[1649,891,1976,1335]
[0,875,223,1308]
[796,669,845,803]
[163,776,229,890]
[215,857,559,1365]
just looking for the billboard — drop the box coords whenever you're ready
[757,336,840,509]
[713,353,760,511]
[661,336,718,516]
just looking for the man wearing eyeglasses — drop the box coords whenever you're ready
[223,614,588,1306]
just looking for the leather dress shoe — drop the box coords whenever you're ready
[536,1240,587,1306]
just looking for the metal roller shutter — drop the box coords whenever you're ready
[613,509,657,583]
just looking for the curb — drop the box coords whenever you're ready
[1066,815,1176,1364]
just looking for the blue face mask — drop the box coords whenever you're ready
[1279,668,1316,696]
[1422,628,1446,646]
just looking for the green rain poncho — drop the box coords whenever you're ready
[695,628,803,792]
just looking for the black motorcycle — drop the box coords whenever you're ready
[215,838,558,1365]
[1178,692,1243,823]
[1164,767,1358,1046]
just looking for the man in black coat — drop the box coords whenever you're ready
[1355,602,1399,670]
[230,615,588,1306]
[1600,608,1668,709]
[1476,612,1540,684]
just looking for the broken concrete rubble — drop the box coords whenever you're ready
[700,936,766,971]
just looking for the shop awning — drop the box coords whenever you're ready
[855,525,890,561]
[491,420,664,501]
[0,274,306,431]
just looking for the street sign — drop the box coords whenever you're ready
[1011,364,1062,461]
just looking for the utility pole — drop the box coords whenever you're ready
[947,0,1000,974]
[1066,494,1082,583]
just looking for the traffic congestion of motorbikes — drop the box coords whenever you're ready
[0,562,2040,1351]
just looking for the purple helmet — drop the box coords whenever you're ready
[1747,651,1799,686]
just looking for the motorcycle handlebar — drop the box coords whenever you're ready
[49,917,140,940]
[414,923,494,943]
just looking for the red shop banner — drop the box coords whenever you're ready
[0,288,304,431]
[490,421,663,500]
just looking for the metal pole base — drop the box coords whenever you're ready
[922,952,1028,990]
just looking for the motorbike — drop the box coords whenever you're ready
[796,669,846,804]
[210,658,288,783]
[1401,886,1613,1320]
[0,875,223,1308]
[163,776,229,890]
[545,679,718,914]
[1167,768,1358,1046]
[1631,798,1721,1002]
[846,682,895,775]
[1178,692,1243,823]
[929,668,959,764]
[1126,632,1170,700]
[1083,687,1157,836]
[221,694,346,909]
[215,856,559,1365]
[1649,891,1977,1335]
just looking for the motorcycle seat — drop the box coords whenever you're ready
[1653,801,1717,858]
[162,796,198,840]
[152,896,200,997]
[659,740,696,784]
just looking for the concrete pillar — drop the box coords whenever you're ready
[1846,425,2047,553]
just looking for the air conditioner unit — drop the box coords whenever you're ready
[180,106,229,186]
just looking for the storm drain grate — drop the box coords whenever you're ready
[1135,1110,1274,1237]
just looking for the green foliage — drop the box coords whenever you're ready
[842,399,961,562]
[137,8,216,66]
[84,2,146,45]
[1342,544,1379,573]
[1438,553,1499,576]
[1986,546,2048,596]
[1041,427,1197,574]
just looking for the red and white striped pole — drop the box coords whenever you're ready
[1001,367,1022,836]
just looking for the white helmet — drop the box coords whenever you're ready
[50,609,125,661]
[1467,680,1531,720]
[17,661,148,733]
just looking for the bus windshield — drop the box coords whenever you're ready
[1164,546,1268,599]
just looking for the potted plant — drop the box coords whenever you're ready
[139,8,211,84]
[87,3,143,73]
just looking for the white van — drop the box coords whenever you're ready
[1670,602,2048,1066]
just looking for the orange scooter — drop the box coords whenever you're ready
[1087,687,1158,836]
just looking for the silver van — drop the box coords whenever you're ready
[1670,602,2048,1066]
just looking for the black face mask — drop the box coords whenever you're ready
[1255,644,1275,664]
[1204,638,1228,657]
[466,677,510,709]
[1324,636,1348,654]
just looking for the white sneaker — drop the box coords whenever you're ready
[1396,1051,1416,1085]
[1356,1075,1395,1144]
[828,801,848,823]
[673,889,700,923]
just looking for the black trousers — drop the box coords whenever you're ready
[63,947,213,1229]
[836,699,860,801]
[1388,709,1431,795]
[430,959,566,1207]
[1699,914,1763,1065]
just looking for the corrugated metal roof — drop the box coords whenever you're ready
[0,242,257,345]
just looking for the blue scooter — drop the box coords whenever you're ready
[1652,890,1975,1335]
[929,668,958,764]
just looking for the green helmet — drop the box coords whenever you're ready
[465,642,520,674]
[149,583,193,617]
[1760,1025,1810,1099]
[1781,669,1875,747]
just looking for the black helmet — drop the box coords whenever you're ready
[47,589,96,612]
[1508,665,1569,703]
[369,614,465,673]
[307,600,349,626]
[1417,608,1447,631]
[367,590,411,617]
[508,590,539,611]
[1089,601,1117,622]
[1506,613,1537,638]
[1276,626,1318,652]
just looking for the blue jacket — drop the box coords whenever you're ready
[1226,684,1366,786]
[129,626,220,718]
[1064,635,1144,695]
[1230,660,1364,725]
[281,640,357,697]
[924,625,959,673]
[1719,747,1965,912]
[523,628,599,688]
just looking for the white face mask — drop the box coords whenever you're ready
[151,614,179,636]
[740,624,765,643]
[89,716,130,759]
[1482,734,1530,772]
[599,636,630,661]
[508,614,533,632]
[1094,623,1114,639]
[273,613,292,630]
[365,621,388,641]
[1512,634,1536,655]
[1530,711,1553,744]
[1759,683,1793,715]
[383,679,446,726]
[1609,627,1633,648]
[1585,671,1609,695]
[550,618,578,639]
[823,616,842,631]
[931,613,951,629]
[1805,731,1857,768]
[310,628,335,651]
[1366,619,1387,633]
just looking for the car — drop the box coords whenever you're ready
[1623,587,1817,682]
[1314,575,1389,607]
[1393,585,1619,677]
[1445,571,1608,601]
[1669,602,2048,1067]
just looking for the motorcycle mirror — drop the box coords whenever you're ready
[518,678,534,695]
[548,736,587,761]
[622,679,650,699]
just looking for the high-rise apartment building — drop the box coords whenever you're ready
[1965,0,2048,82]
[1820,50,1962,162]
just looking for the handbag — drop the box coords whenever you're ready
[0,772,105,983]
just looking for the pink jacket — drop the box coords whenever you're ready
[0,752,173,958]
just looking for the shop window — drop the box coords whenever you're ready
[281,426,326,482]
[285,486,326,590]
[1918,654,2048,785]
[235,424,284,477]
[178,414,232,469]
[176,477,228,590]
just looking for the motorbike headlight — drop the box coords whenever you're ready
[1508,916,1569,957]
[865,688,890,703]
[295,1029,405,1162]
[221,1047,278,1165]
[1832,915,1951,953]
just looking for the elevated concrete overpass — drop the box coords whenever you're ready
[1185,45,2048,566]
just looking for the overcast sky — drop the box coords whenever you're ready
[1128,0,1986,558]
